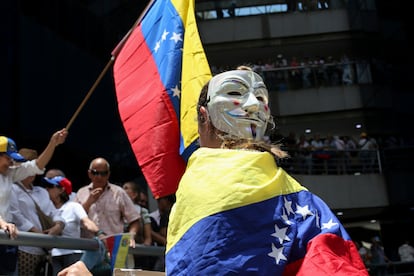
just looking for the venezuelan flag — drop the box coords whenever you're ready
[113,0,211,198]
[166,148,368,275]
[106,233,131,269]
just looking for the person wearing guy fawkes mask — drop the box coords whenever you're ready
[165,67,368,275]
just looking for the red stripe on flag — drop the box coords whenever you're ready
[114,25,185,198]
[283,233,368,276]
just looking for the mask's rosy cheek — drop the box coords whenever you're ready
[264,105,269,112]
[232,100,240,106]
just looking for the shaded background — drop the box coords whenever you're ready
[1,0,152,193]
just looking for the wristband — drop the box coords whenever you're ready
[95,229,106,236]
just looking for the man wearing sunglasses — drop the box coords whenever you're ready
[74,157,141,248]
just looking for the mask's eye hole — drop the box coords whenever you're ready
[254,87,269,103]
[228,91,242,96]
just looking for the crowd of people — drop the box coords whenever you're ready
[0,130,171,275]
[355,237,414,276]
[0,129,68,275]
[211,53,374,92]
[199,0,333,20]
[271,131,380,175]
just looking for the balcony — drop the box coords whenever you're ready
[279,149,381,175]
[277,148,388,210]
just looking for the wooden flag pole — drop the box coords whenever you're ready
[65,57,114,130]
[111,0,155,58]
[65,0,155,131]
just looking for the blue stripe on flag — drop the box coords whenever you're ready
[141,0,183,118]
[166,190,351,275]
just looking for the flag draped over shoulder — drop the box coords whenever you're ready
[113,0,211,198]
[166,148,368,275]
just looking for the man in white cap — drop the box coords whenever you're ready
[0,129,68,275]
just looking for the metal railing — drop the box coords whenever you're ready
[195,0,348,19]
[259,61,373,92]
[367,262,414,276]
[211,60,374,92]
[278,149,381,175]
[0,230,165,257]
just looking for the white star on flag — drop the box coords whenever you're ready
[295,204,314,220]
[268,243,287,265]
[161,29,169,41]
[284,197,295,215]
[321,218,338,230]
[315,210,321,228]
[271,224,291,244]
[281,209,293,225]
[170,32,182,43]
[154,41,161,53]
[172,85,181,98]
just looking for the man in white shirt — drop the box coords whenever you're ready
[399,240,414,262]
[0,129,67,275]
[11,148,66,276]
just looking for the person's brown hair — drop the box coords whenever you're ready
[18,148,38,161]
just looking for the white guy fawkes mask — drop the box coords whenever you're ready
[206,70,271,141]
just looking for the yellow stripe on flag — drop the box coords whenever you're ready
[171,0,212,149]
[167,148,307,252]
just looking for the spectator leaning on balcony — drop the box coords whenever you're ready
[343,135,357,173]
[331,135,346,174]
[398,240,414,262]
[45,168,77,201]
[296,134,312,174]
[11,148,66,276]
[122,180,153,270]
[44,175,104,276]
[358,132,378,173]
[341,54,353,85]
[370,236,389,276]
